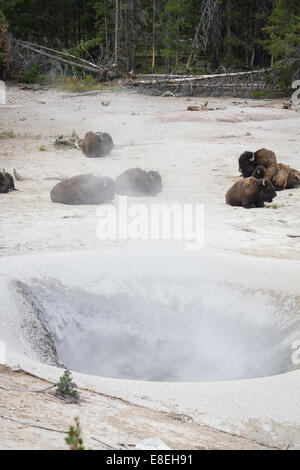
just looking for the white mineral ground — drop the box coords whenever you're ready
[0,85,300,450]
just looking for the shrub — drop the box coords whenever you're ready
[56,369,80,403]
[24,64,40,83]
[251,90,270,99]
[65,417,85,450]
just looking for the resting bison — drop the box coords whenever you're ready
[226,174,277,209]
[81,131,114,158]
[251,165,267,180]
[0,169,16,193]
[239,148,300,190]
[50,174,115,205]
[115,168,162,197]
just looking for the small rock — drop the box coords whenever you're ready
[241,228,257,233]
[162,91,174,97]
[136,438,171,451]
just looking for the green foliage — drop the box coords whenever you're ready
[0,0,299,80]
[55,74,103,92]
[0,130,16,139]
[23,64,40,83]
[56,369,80,403]
[251,90,270,99]
[65,417,85,451]
[264,0,300,88]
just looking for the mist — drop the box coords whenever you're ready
[1,248,299,383]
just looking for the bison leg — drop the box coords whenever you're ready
[242,200,256,209]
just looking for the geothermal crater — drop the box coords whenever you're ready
[1,250,299,383]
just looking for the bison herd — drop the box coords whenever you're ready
[51,131,162,204]
[50,168,162,205]
[226,148,300,208]
[1,128,299,210]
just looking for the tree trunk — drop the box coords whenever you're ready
[130,0,137,70]
[152,0,156,73]
[115,0,119,66]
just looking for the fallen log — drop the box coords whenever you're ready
[133,68,272,85]
[14,40,101,75]
[15,39,100,71]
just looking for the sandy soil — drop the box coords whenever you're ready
[0,84,300,450]
[0,365,276,450]
[0,84,299,259]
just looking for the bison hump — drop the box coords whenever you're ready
[115,168,161,197]
[50,174,115,205]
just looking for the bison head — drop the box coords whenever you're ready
[252,166,266,180]
[148,170,162,195]
[0,169,9,193]
[259,177,277,203]
[239,151,257,178]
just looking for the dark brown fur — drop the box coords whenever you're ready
[239,148,300,190]
[81,131,114,158]
[115,168,162,197]
[50,174,115,205]
[0,170,16,193]
[251,166,266,180]
[226,176,277,209]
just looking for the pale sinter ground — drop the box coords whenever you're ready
[0,85,300,258]
[0,85,300,450]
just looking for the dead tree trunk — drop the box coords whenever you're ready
[152,0,156,74]
[186,0,219,70]
[115,0,119,66]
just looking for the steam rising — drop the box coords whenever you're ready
[1,249,298,383]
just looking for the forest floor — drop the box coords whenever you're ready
[0,84,300,450]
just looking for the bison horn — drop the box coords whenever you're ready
[96,132,104,141]
[249,152,255,162]
[262,178,266,187]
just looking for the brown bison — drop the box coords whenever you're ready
[226,170,277,209]
[115,168,162,197]
[81,131,114,158]
[0,169,16,193]
[239,148,300,190]
[50,174,115,205]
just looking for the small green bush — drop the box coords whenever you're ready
[55,74,103,93]
[56,369,80,403]
[251,90,270,99]
[65,417,85,450]
[24,64,40,83]
[0,130,16,139]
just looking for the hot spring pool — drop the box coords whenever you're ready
[0,249,299,383]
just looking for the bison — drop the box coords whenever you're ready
[50,174,115,205]
[115,168,162,197]
[226,171,277,209]
[0,169,16,193]
[81,131,114,158]
[239,148,300,190]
